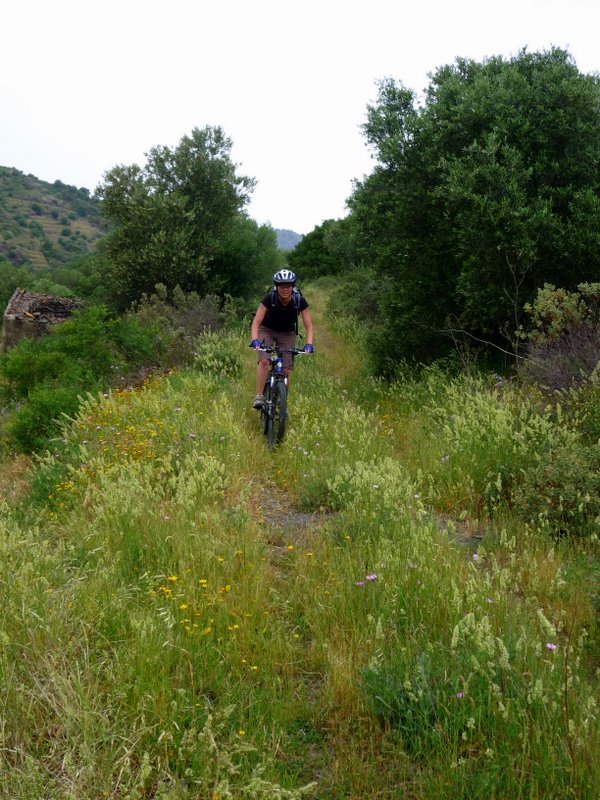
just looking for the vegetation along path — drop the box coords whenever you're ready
[0,285,598,799]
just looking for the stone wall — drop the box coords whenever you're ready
[2,288,81,351]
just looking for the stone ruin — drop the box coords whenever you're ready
[2,288,82,352]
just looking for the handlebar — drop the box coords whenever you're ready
[250,344,310,355]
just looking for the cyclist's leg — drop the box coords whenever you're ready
[254,326,275,405]
[278,331,296,390]
[256,360,268,395]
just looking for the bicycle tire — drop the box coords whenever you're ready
[272,380,287,446]
[261,380,271,436]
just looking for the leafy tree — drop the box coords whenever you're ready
[349,48,600,370]
[287,219,342,279]
[96,126,256,309]
[209,216,283,299]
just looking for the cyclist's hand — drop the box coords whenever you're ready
[303,344,314,354]
[250,339,262,349]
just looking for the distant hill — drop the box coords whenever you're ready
[0,166,105,270]
[275,228,303,251]
[0,167,303,270]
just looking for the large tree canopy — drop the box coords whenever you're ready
[349,48,600,369]
[96,127,260,308]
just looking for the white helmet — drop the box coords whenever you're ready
[273,269,296,285]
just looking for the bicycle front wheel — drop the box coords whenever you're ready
[261,381,271,436]
[267,380,287,448]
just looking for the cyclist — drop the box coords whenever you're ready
[249,269,314,409]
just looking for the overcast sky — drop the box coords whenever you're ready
[2,0,600,234]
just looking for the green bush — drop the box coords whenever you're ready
[8,385,82,452]
[0,306,160,452]
[512,441,600,535]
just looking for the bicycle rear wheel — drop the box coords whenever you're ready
[267,380,287,448]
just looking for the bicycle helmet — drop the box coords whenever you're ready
[273,269,296,285]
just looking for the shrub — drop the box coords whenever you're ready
[194,330,243,378]
[130,284,224,368]
[8,385,82,452]
[519,283,600,389]
[520,324,600,389]
[512,440,600,535]
[0,306,161,452]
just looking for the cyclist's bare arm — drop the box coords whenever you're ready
[251,304,268,342]
[301,308,314,346]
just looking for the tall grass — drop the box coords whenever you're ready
[0,318,598,798]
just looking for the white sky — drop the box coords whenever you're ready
[1,0,599,234]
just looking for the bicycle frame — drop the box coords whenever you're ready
[254,344,305,447]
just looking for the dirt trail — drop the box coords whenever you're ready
[306,286,362,388]
[252,285,488,550]
[249,285,352,540]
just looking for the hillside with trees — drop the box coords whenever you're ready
[0,166,105,269]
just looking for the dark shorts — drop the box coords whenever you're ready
[257,326,297,369]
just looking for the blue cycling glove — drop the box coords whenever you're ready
[303,344,314,353]
[250,339,262,348]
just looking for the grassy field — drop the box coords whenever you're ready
[0,290,598,798]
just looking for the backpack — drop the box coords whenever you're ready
[268,285,303,335]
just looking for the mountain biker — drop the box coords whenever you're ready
[249,269,314,409]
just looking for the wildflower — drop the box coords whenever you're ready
[487,597,494,604]
[456,691,464,699]
[238,730,246,736]
[306,551,313,557]
[373,484,380,490]
[546,642,557,651]
[472,553,479,561]
[287,545,295,551]
[167,575,178,582]
[356,580,366,587]
[366,574,378,581]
